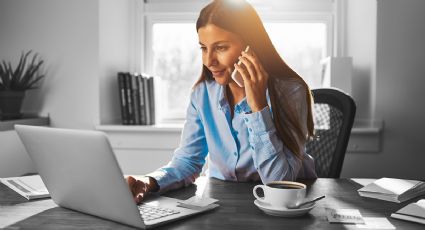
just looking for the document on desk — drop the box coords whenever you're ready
[177,196,219,210]
[0,175,50,200]
[391,199,425,225]
[326,208,365,224]
[357,177,425,203]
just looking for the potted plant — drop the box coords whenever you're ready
[0,51,45,120]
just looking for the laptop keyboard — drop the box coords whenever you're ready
[138,204,180,221]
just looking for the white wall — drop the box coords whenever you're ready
[345,0,376,120]
[342,0,425,179]
[0,0,132,177]
[99,0,134,125]
[0,0,100,129]
[0,0,100,177]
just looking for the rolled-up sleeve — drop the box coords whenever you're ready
[146,92,208,193]
[244,106,304,183]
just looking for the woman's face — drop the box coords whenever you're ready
[198,24,244,85]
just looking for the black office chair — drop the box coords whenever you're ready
[306,88,356,178]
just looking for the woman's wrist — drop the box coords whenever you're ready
[146,176,159,193]
[250,96,268,112]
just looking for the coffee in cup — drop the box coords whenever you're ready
[253,181,306,208]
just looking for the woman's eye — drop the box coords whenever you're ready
[216,46,228,52]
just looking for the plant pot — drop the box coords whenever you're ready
[0,90,26,120]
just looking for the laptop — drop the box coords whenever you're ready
[15,125,218,229]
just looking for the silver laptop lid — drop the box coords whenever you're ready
[15,125,145,228]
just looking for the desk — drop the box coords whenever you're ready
[1,178,424,229]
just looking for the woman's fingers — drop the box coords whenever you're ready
[238,56,257,82]
[234,63,250,85]
[126,176,137,196]
[126,176,148,204]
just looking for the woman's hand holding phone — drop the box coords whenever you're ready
[233,47,269,112]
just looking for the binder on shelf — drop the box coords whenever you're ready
[124,73,134,125]
[148,76,155,125]
[131,74,141,125]
[117,72,129,125]
[137,74,146,125]
[142,75,151,125]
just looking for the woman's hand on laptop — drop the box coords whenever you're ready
[126,176,159,204]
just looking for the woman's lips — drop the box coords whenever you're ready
[211,70,226,77]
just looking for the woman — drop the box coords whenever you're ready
[127,0,317,203]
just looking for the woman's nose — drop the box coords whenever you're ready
[205,51,218,67]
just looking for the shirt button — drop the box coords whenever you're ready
[251,145,255,150]
[248,128,252,132]
[233,152,237,156]
[244,118,248,123]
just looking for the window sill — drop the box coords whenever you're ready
[347,119,383,153]
[97,119,383,153]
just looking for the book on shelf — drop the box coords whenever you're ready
[0,175,49,200]
[148,76,155,125]
[124,73,134,125]
[142,74,151,125]
[117,72,156,125]
[137,74,146,125]
[131,74,141,125]
[391,199,425,225]
[117,72,129,125]
[357,177,425,203]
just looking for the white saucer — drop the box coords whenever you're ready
[254,199,316,217]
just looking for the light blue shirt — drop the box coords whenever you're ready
[147,80,317,193]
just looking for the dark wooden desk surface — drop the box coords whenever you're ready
[1,178,424,229]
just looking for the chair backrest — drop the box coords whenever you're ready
[306,88,356,178]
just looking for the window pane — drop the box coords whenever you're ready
[264,23,326,88]
[151,22,326,121]
[152,23,202,121]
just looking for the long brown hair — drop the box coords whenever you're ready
[194,0,314,159]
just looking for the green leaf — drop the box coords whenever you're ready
[0,51,45,90]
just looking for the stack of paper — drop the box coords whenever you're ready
[177,196,219,211]
[391,199,425,225]
[358,178,425,203]
[0,175,50,200]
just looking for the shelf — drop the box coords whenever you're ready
[0,115,50,131]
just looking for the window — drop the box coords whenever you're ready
[142,0,333,123]
[264,22,327,89]
[151,23,201,120]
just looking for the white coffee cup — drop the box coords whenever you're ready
[253,181,306,208]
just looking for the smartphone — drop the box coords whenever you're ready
[231,46,250,87]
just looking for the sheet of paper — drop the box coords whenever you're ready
[356,217,396,229]
[0,175,49,200]
[0,199,57,228]
[326,208,365,224]
[350,178,377,187]
[178,196,218,208]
